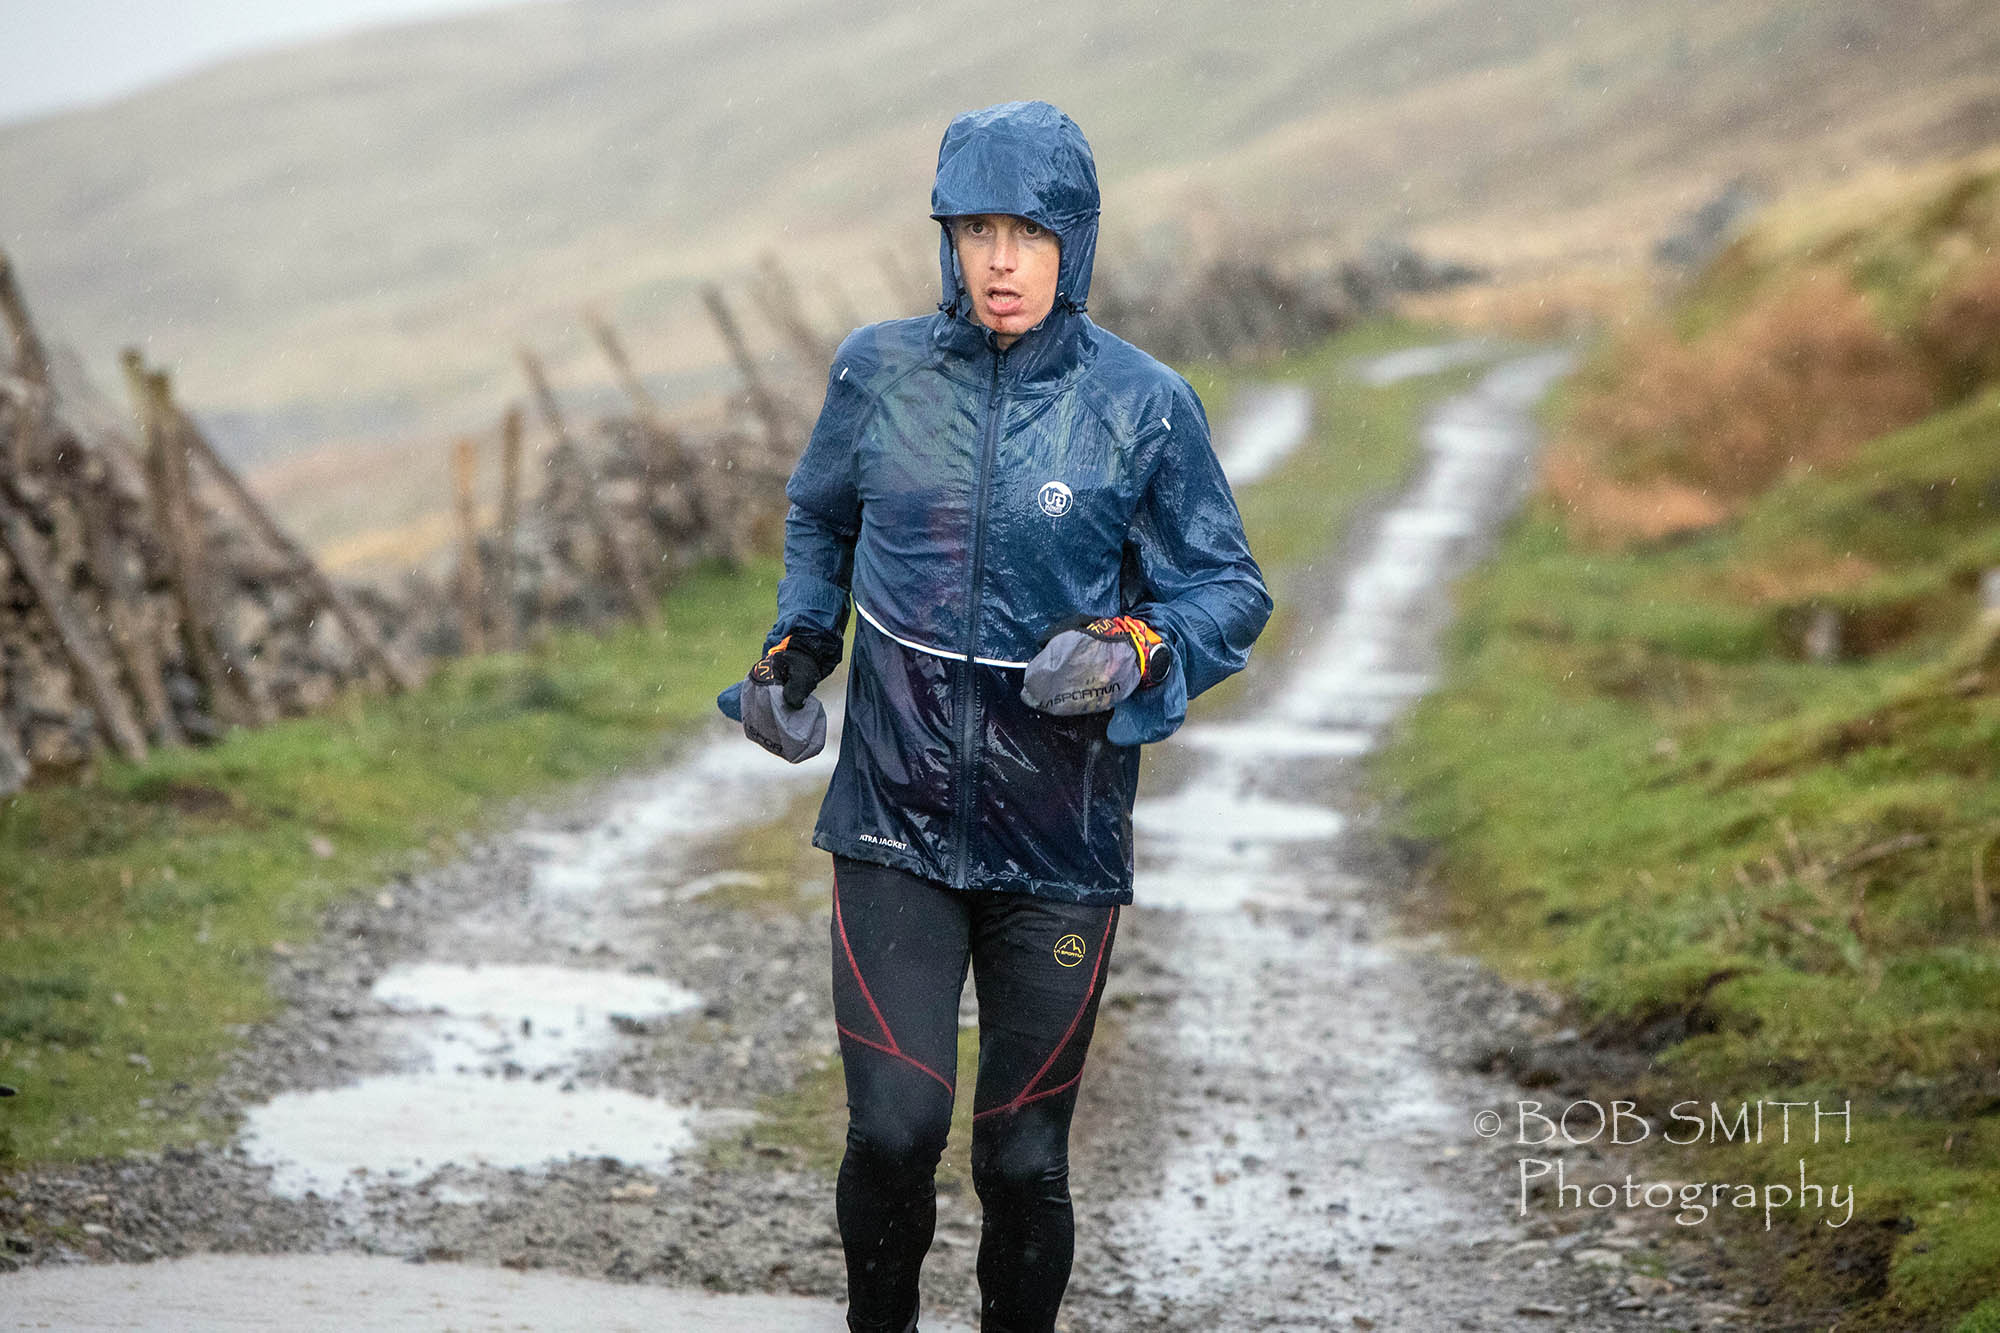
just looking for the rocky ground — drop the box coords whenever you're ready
[0,796,1761,1331]
[0,785,1765,1331]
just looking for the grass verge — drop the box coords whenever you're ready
[0,557,778,1163]
[1376,385,2000,1329]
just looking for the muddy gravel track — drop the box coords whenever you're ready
[3,348,1753,1331]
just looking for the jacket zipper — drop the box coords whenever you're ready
[953,344,1007,888]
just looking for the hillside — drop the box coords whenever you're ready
[1381,159,2000,1328]
[0,0,1995,579]
[4,0,1996,452]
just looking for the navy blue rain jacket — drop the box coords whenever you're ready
[719,100,1272,904]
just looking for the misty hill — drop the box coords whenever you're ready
[2,0,1995,526]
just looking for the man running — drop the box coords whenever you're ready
[719,99,1272,1333]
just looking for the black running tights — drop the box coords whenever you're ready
[829,854,1119,1333]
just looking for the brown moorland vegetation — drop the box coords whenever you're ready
[1545,272,1935,545]
[1541,159,2000,549]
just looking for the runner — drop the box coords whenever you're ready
[719,99,1272,1333]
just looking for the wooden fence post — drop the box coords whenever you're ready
[147,363,418,692]
[700,283,797,455]
[77,479,183,745]
[584,310,722,564]
[0,249,53,474]
[753,251,836,370]
[0,493,150,764]
[122,352,247,729]
[517,346,658,627]
[170,385,278,723]
[0,249,50,385]
[495,405,522,650]
[451,436,486,655]
[584,311,670,435]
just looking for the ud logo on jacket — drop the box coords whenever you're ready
[1038,480,1073,517]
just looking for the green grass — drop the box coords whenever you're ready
[1377,382,2000,1327]
[0,557,779,1162]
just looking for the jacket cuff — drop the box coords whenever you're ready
[769,572,851,648]
[1108,654,1187,746]
[779,624,845,675]
[1108,617,1189,746]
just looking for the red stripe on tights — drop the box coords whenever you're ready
[976,904,1116,1120]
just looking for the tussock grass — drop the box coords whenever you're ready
[1919,255,2000,404]
[1545,272,1935,545]
[1544,162,2000,550]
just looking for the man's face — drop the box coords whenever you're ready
[951,214,1060,348]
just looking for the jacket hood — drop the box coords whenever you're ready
[930,100,1100,321]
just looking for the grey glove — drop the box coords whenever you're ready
[741,680,827,763]
[1020,615,1171,716]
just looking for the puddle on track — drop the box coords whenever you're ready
[237,706,845,1199]
[240,1074,704,1201]
[1215,382,1314,486]
[0,1254,975,1332]
[519,728,836,901]
[1173,720,1375,758]
[1128,355,1568,893]
[106,685,968,1331]
[241,963,710,1198]
[370,962,704,1059]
